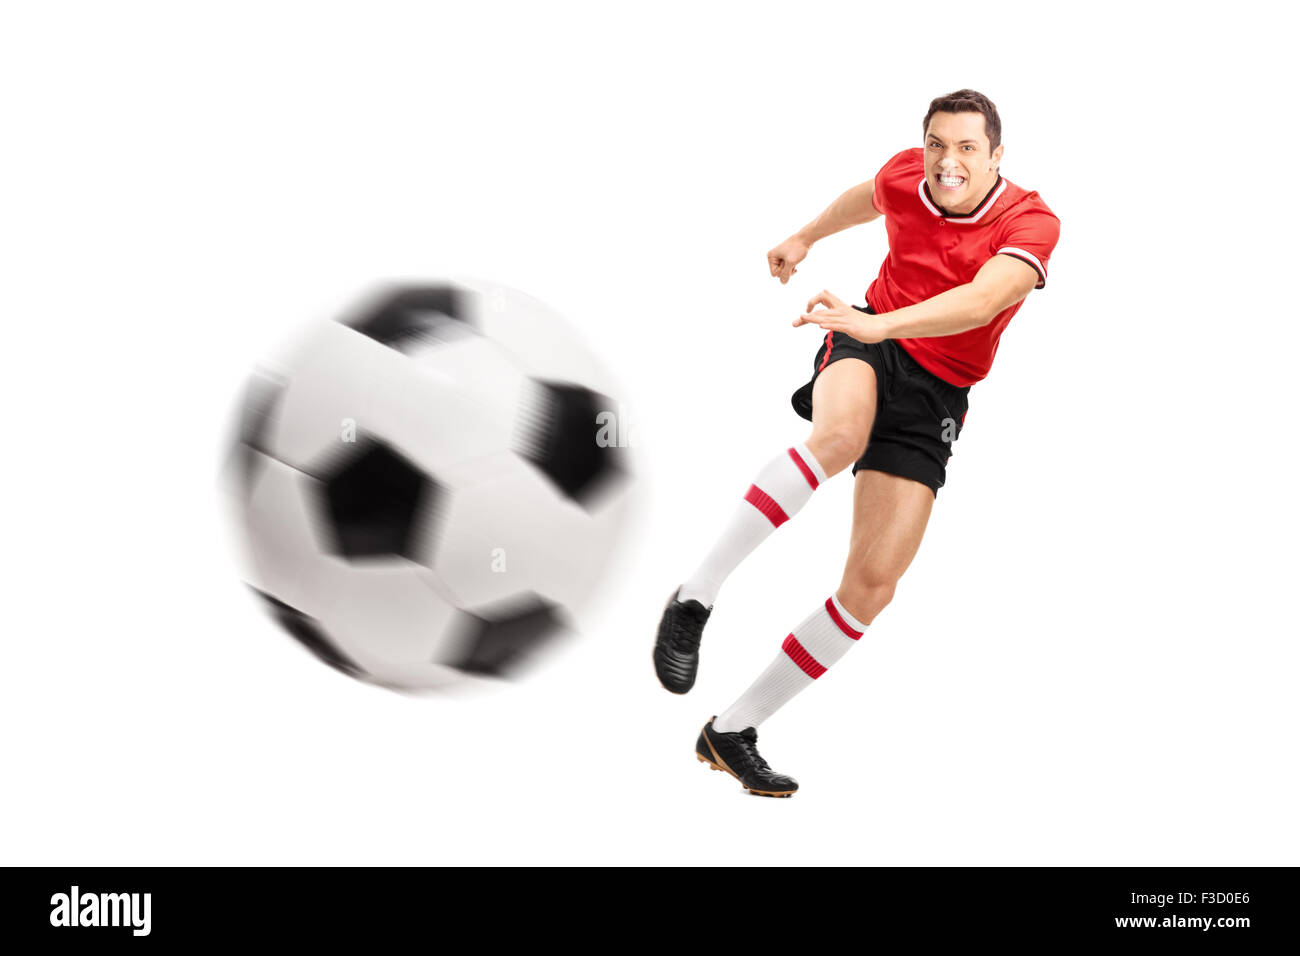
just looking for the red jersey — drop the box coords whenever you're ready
[867,147,1061,387]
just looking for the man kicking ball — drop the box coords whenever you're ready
[653,89,1061,796]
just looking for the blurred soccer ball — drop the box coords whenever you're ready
[223,279,635,690]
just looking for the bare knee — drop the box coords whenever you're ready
[836,575,897,626]
[806,426,869,477]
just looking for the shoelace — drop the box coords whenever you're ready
[732,733,773,774]
[669,606,706,653]
[671,626,700,653]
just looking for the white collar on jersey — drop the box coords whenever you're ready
[918,174,1006,223]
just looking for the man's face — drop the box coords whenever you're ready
[923,111,1004,214]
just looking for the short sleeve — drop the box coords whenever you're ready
[870,149,909,218]
[871,161,888,216]
[994,203,1060,290]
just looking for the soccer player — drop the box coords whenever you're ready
[653,89,1061,796]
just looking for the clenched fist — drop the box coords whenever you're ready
[767,237,810,284]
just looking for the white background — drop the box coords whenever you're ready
[3,1,1295,866]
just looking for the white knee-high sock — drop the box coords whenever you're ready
[713,594,868,733]
[677,443,827,608]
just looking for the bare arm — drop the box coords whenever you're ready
[793,178,882,245]
[878,255,1040,339]
[795,255,1042,341]
[769,179,882,284]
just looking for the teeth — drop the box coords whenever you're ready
[938,175,964,186]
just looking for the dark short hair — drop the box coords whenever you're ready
[922,89,1001,154]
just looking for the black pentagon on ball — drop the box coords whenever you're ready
[341,284,476,353]
[315,439,441,561]
[252,587,365,680]
[442,594,569,677]
[514,379,628,509]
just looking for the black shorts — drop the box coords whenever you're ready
[790,303,971,497]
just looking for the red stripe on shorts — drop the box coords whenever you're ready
[782,634,826,679]
[787,447,819,490]
[744,484,788,527]
[824,597,863,639]
[816,330,835,372]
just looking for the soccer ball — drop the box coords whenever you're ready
[223,279,635,691]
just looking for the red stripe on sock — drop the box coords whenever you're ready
[787,447,820,490]
[824,597,863,639]
[744,484,788,527]
[816,330,835,372]
[782,634,826,678]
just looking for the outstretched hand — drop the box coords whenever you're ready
[792,290,888,343]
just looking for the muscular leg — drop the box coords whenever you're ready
[805,358,878,478]
[835,469,936,626]
[677,358,878,607]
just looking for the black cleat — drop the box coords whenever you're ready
[654,588,711,694]
[695,716,798,797]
